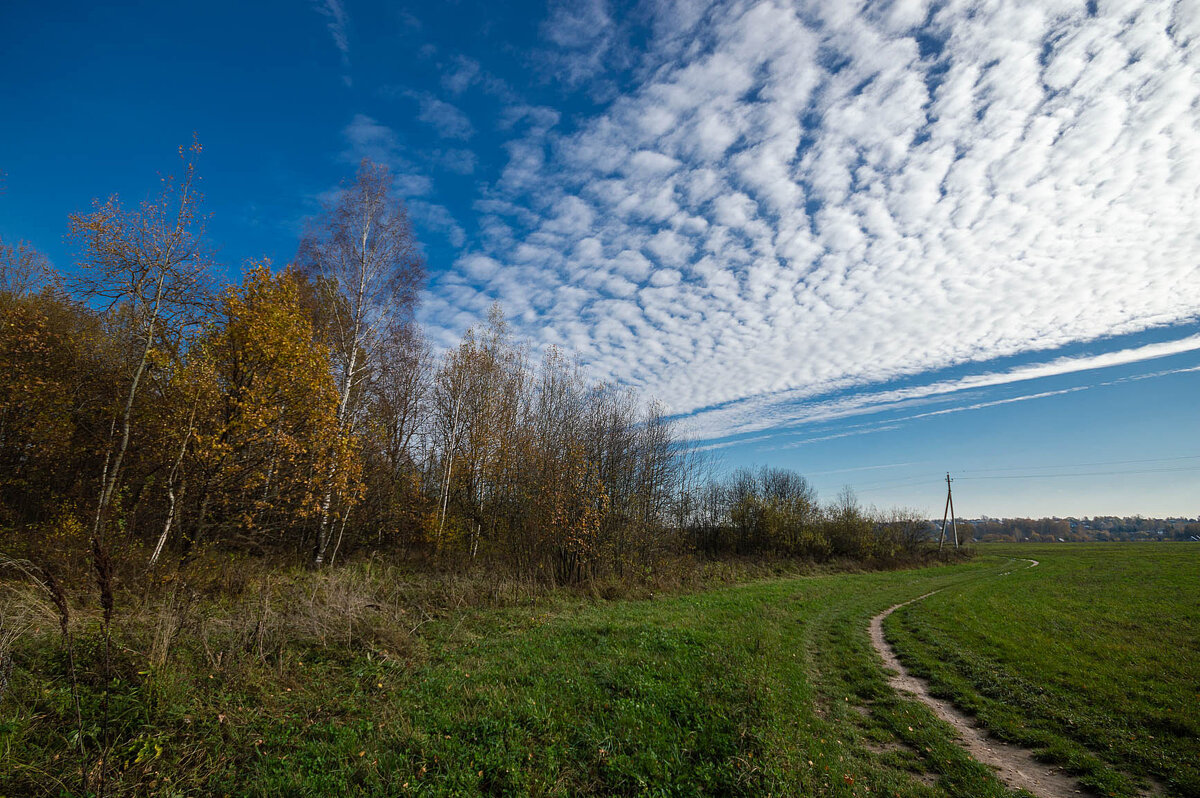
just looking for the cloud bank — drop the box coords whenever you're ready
[418,0,1200,440]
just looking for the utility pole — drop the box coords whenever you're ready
[938,473,959,550]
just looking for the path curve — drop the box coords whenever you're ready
[869,558,1084,798]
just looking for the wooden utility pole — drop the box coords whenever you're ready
[938,472,959,550]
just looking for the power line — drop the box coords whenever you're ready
[956,465,1200,480]
[852,470,956,489]
[958,454,1200,474]
[850,455,1200,489]
[853,465,1200,494]
[854,477,944,494]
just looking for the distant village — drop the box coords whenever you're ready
[959,516,1200,543]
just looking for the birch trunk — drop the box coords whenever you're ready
[314,213,370,565]
[93,273,165,542]
[149,390,198,566]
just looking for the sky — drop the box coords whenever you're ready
[1,0,1198,519]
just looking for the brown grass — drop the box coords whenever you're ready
[0,545,968,685]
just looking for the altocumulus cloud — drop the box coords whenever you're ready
[420,0,1200,440]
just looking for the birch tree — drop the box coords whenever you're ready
[70,139,211,551]
[369,322,430,484]
[358,321,432,545]
[295,159,424,565]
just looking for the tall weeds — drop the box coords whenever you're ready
[0,557,87,794]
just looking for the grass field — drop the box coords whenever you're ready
[888,543,1200,797]
[2,545,1195,796]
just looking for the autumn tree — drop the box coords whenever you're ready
[0,235,57,296]
[295,159,424,565]
[0,143,944,584]
[368,323,430,478]
[0,261,114,527]
[823,486,875,559]
[536,443,608,583]
[430,329,473,550]
[693,466,828,558]
[451,307,527,559]
[146,343,211,566]
[874,508,934,558]
[356,321,433,547]
[760,467,820,556]
[184,265,354,559]
[69,139,211,553]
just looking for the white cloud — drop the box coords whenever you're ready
[692,333,1200,442]
[441,55,480,95]
[539,0,629,89]
[423,0,1200,442]
[339,115,433,197]
[313,0,349,55]
[408,201,467,249]
[312,0,351,85]
[341,114,400,165]
[378,89,476,140]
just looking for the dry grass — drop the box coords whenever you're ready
[0,545,963,680]
[0,582,55,701]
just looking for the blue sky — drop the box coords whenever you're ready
[2,0,1198,518]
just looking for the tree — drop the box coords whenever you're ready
[146,345,209,566]
[0,286,99,522]
[427,310,527,555]
[0,236,56,296]
[357,321,433,548]
[69,139,211,552]
[825,486,874,559]
[185,265,354,559]
[295,159,425,564]
[874,508,933,558]
[369,322,430,479]
[759,467,819,556]
[430,329,472,551]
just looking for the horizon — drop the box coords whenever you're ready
[2,0,1197,518]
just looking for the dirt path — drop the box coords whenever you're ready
[869,558,1086,797]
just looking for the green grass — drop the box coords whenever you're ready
[887,543,1199,797]
[2,545,1196,796]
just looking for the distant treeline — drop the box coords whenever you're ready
[962,516,1200,543]
[1,150,942,585]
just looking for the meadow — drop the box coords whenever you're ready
[888,543,1199,797]
[1,544,1194,796]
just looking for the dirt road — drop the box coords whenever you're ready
[869,559,1085,797]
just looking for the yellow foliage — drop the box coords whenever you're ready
[192,264,359,540]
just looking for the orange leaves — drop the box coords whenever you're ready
[0,235,56,296]
[69,140,210,325]
[0,290,94,513]
[193,265,356,537]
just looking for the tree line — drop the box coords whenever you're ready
[966,516,1200,543]
[0,147,938,585]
